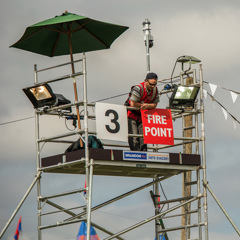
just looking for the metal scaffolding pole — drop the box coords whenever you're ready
[154,178,160,240]
[203,180,240,237]
[34,64,42,240]
[199,64,209,240]
[103,195,202,240]
[82,53,92,240]
[0,171,41,239]
[39,198,125,240]
[65,176,172,222]
[197,170,202,240]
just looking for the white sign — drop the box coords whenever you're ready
[96,102,128,142]
[123,151,169,163]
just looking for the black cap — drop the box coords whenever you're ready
[146,72,158,80]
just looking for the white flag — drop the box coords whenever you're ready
[221,107,228,120]
[230,91,238,103]
[203,89,208,99]
[209,83,217,96]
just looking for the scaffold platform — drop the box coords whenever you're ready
[41,149,201,178]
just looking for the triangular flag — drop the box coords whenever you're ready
[209,83,217,96]
[83,180,87,198]
[203,89,208,99]
[221,107,228,120]
[14,216,22,240]
[155,235,166,240]
[233,119,237,130]
[77,222,101,240]
[230,91,238,103]
[158,193,161,210]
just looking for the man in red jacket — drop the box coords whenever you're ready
[125,72,159,151]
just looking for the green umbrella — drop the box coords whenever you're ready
[10,11,128,56]
[10,11,128,132]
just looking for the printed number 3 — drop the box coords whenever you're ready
[105,109,120,134]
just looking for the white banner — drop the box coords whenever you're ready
[96,102,128,142]
[221,107,228,120]
[230,91,238,103]
[203,89,208,99]
[209,83,217,96]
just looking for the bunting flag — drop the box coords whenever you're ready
[158,194,161,210]
[83,180,87,198]
[203,82,240,129]
[221,107,228,120]
[14,216,22,240]
[209,83,217,96]
[230,91,238,103]
[203,89,208,99]
[204,81,240,104]
[155,235,166,240]
[77,222,101,240]
[205,90,240,128]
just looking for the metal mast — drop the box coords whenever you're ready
[142,19,154,73]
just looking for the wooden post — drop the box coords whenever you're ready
[181,76,193,240]
[67,27,83,147]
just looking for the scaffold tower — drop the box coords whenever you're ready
[2,14,240,240]
[25,55,208,240]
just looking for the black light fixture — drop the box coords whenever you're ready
[23,83,71,112]
[169,85,200,109]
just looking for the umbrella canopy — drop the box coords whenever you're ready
[10,11,129,57]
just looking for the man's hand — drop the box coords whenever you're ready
[130,100,157,110]
[140,103,157,110]
[140,103,149,109]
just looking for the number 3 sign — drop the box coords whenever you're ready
[96,102,128,142]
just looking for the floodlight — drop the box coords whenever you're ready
[23,83,71,111]
[169,85,200,109]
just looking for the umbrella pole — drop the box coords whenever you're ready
[68,33,83,147]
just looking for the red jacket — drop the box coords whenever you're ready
[125,82,158,121]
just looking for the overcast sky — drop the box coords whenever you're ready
[1,1,240,240]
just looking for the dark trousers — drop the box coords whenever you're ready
[128,118,147,151]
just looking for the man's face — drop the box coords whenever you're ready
[146,78,157,91]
